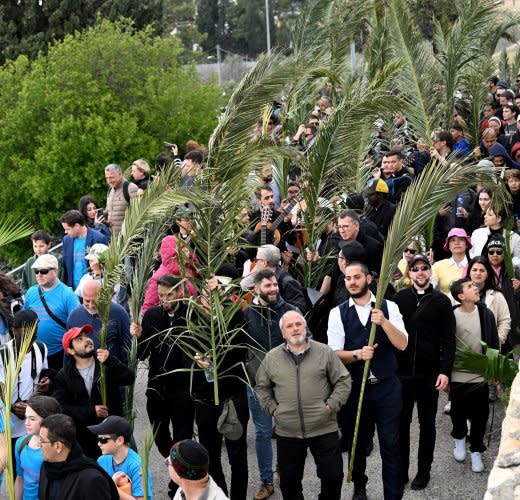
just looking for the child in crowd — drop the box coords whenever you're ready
[88,416,152,500]
[14,395,62,500]
[449,278,500,473]
[20,231,62,293]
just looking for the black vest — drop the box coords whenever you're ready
[339,299,398,381]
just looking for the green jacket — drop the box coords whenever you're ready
[255,339,351,439]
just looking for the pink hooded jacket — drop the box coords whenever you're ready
[141,236,199,316]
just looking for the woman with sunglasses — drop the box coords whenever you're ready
[394,239,426,291]
[482,237,520,349]
[14,395,62,500]
[464,256,511,347]
[471,207,520,265]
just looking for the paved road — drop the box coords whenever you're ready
[131,364,501,500]
[1,363,502,499]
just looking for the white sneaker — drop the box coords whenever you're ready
[471,452,484,473]
[453,438,466,462]
[444,401,451,414]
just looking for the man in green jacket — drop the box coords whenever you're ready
[255,310,351,500]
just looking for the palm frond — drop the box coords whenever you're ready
[387,0,439,142]
[0,325,37,499]
[0,217,33,249]
[138,425,156,500]
[454,341,518,385]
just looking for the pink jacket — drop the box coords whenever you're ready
[141,236,199,316]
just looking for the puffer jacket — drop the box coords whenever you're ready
[106,180,138,235]
[141,235,199,315]
[255,340,351,439]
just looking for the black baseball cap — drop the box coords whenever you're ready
[87,416,132,439]
[409,254,431,269]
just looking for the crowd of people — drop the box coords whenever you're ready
[0,73,520,500]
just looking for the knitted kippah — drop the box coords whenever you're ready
[170,440,209,480]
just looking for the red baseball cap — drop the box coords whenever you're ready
[62,325,94,352]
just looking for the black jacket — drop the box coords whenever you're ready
[366,199,396,238]
[393,285,456,378]
[53,355,134,458]
[138,302,191,395]
[275,268,308,314]
[244,297,295,381]
[39,443,119,500]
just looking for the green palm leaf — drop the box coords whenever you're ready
[0,216,33,249]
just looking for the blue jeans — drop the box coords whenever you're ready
[247,386,273,484]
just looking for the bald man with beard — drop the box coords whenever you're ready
[66,280,131,364]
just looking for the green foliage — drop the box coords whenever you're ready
[0,18,223,265]
[0,0,164,63]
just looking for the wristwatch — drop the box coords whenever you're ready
[352,350,359,361]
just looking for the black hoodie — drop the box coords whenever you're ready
[38,443,119,500]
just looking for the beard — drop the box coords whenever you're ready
[76,349,95,359]
[259,291,279,304]
[349,282,369,299]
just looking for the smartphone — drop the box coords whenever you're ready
[96,208,105,217]
[163,141,175,149]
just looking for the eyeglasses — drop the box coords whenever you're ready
[97,436,116,444]
[404,248,417,254]
[39,438,54,445]
[337,225,352,230]
[488,249,503,256]
[410,265,430,272]
[34,269,51,275]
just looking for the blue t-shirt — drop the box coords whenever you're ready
[24,282,80,355]
[0,315,9,343]
[72,237,87,290]
[97,448,153,499]
[15,435,43,500]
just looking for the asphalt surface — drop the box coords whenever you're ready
[130,365,501,500]
[1,363,502,499]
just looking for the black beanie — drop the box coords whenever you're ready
[170,440,209,480]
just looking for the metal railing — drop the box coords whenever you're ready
[6,242,63,284]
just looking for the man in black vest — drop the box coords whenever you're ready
[393,254,456,490]
[328,262,408,500]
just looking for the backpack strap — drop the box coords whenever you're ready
[122,181,130,204]
[17,434,32,455]
[38,287,66,329]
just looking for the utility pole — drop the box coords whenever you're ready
[265,0,271,54]
[216,44,222,85]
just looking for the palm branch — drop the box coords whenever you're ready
[138,425,156,500]
[96,168,189,404]
[300,63,401,287]
[0,325,37,499]
[0,216,33,248]
[432,0,514,127]
[453,340,518,386]
[386,0,439,143]
[347,158,508,481]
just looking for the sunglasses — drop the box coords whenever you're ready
[404,248,417,254]
[488,249,503,256]
[34,269,51,275]
[410,265,430,272]
[97,436,116,444]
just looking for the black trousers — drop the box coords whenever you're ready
[399,375,439,477]
[341,376,403,500]
[277,431,343,500]
[145,389,195,458]
[195,391,249,500]
[450,382,489,452]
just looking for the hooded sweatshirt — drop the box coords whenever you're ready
[38,443,119,500]
[489,142,520,169]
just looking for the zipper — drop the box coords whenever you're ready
[295,357,306,438]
